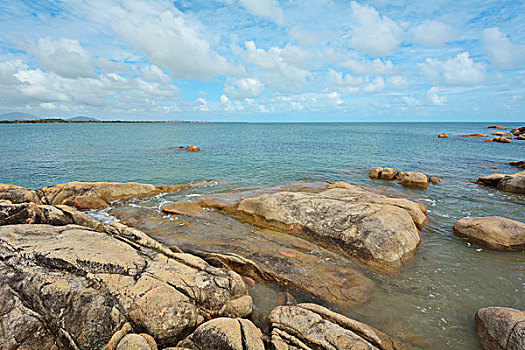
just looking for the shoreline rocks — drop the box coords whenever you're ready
[199,181,427,270]
[369,168,434,188]
[509,160,525,168]
[493,136,511,143]
[477,171,525,194]
[270,303,408,350]
[453,216,525,251]
[475,307,525,350]
[0,223,252,348]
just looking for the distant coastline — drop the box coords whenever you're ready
[0,119,229,124]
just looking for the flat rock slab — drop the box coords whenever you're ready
[270,303,408,350]
[110,203,374,307]
[0,223,251,349]
[215,183,426,270]
[475,307,525,350]
[453,216,525,251]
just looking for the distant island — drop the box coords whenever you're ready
[0,112,206,124]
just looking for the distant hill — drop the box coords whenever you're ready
[0,112,39,121]
[67,116,99,122]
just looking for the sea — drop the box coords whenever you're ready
[1,122,524,349]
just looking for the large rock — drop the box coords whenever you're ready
[477,171,525,194]
[475,307,525,350]
[177,318,264,350]
[510,126,525,136]
[396,172,429,188]
[509,160,525,168]
[230,184,426,269]
[453,216,525,250]
[0,223,251,349]
[368,167,396,180]
[269,303,408,350]
[0,183,42,204]
[0,200,104,230]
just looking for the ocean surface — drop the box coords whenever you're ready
[1,122,524,349]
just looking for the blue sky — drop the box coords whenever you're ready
[0,0,524,121]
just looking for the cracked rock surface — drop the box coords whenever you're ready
[0,223,251,349]
[475,307,525,350]
[269,303,408,350]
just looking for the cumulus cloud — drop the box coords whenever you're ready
[411,20,455,47]
[363,77,385,93]
[328,92,343,107]
[482,27,525,69]
[233,41,312,93]
[350,1,402,56]
[139,65,172,84]
[327,69,363,86]
[24,37,95,78]
[402,96,420,107]
[111,4,242,79]
[388,76,408,89]
[419,52,486,85]
[427,86,447,105]
[341,58,396,76]
[239,0,284,25]
[224,77,265,99]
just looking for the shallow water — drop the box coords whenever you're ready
[1,122,524,349]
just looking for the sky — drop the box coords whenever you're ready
[0,0,524,122]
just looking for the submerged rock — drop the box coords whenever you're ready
[177,317,264,350]
[397,172,429,188]
[453,216,525,251]
[269,303,408,350]
[488,126,508,129]
[0,223,251,348]
[438,133,449,138]
[475,307,525,350]
[161,200,207,218]
[458,133,489,137]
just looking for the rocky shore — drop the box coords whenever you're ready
[1,180,523,349]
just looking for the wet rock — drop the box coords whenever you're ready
[161,200,207,218]
[438,133,449,138]
[269,303,408,350]
[485,139,493,142]
[429,176,440,184]
[74,195,109,209]
[510,126,525,135]
[0,183,42,204]
[0,201,104,230]
[516,134,525,140]
[39,181,160,207]
[488,126,508,129]
[186,145,200,152]
[475,307,525,350]
[479,170,525,194]
[380,167,396,180]
[493,136,511,143]
[178,318,265,350]
[369,167,383,179]
[458,133,489,137]
[0,223,251,348]
[491,132,512,137]
[233,186,425,269]
[509,160,525,168]
[453,216,525,250]
[275,292,297,306]
[397,172,429,188]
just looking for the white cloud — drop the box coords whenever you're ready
[328,91,343,107]
[350,1,402,56]
[40,102,57,110]
[341,58,396,76]
[289,27,325,46]
[388,76,408,89]
[411,20,455,47]
[419,52,486,85]
[234,41,312,93]
[402,96,420,107]
[427,86,447,105]
[111,4,242,79]
[239,0,284,25]
[327,69,363,86]
[363,77,385,93]
[482,27,525,69]
[224,77,265,99]
[194,97,208,112]
[220,94,233,111]
[139,65,171,84]
[24,37,95,78]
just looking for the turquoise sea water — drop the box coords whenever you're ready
[1,122,524,349]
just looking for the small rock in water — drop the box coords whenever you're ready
[509,160,525,168]
[429,176,440,184]
[186,144,200,152]
[438,133,449,138]
[488,125,507,129]
[493,136,511,143]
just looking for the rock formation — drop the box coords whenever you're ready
[269,303,408,350]
[453,216,525,250]
[475,307,525,350]
[477,171,525,194]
